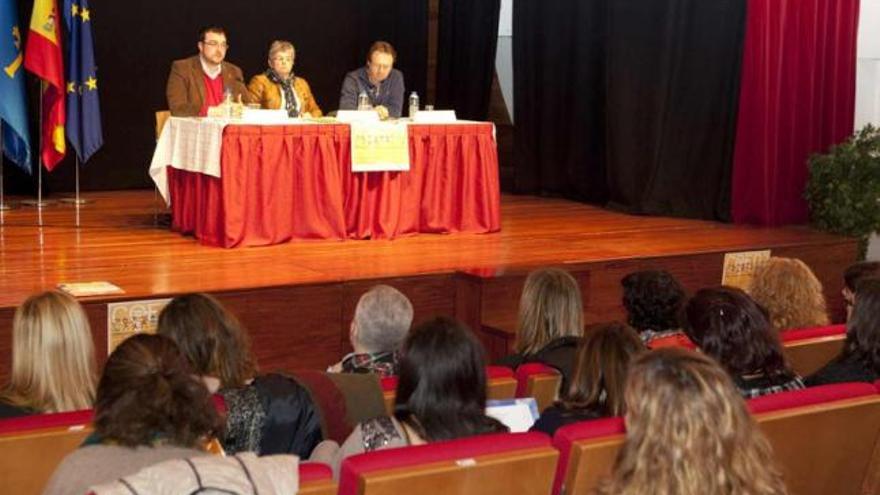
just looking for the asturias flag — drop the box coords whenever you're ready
[24,0,65,170]
[0,0,32,173]
[64,0,102,163]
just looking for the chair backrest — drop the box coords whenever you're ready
[338,431,558,495]
[381,368,518,415]
[155,110,171,140]
[299,462,337,495]
[514,363,562,412]
[551,386,880,495]
[0,409,95,495]
[780,324,847,376]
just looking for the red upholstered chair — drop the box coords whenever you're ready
[514,363,562,412]
[382,368,518,415]
[550,417,626,495]
[779,324,847,376]
[338,431,558,495]
[747,381,877,414]
[299,462,337,495]
[0,409,95,494]
[751,382,880,495]
[645,333,696,349]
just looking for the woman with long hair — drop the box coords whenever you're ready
[748,257,829,331]
[157,293,322,457]
[311,316,507,477]
[807,278,880,385]
[531,323,645,436]
[683,286,804,398]
[496,268,584,387]
[596,348,788,495]
[0,291,96,417]
[44,334,223,495]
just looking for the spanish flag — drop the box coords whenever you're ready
[24,0,65,170]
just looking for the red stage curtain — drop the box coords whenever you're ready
[731,0,859,225]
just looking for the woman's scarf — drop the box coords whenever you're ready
[266,69,300,117]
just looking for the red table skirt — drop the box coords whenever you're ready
[168,123,501,247]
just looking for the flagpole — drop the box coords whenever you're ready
[59,155,91,212]
[21,81,56,215]
[0,126,14,213]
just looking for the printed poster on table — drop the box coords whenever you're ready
[350,121,410,172]
[107,298,172,355]
[721,250,771,290]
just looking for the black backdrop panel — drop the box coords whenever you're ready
[29,0,427,192]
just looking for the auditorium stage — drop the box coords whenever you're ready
[0,190,858,380]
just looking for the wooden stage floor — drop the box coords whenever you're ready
[0,190,858,378]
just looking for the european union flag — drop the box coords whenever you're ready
[64,0,102,163]
[0,0,32,173]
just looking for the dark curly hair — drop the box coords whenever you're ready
[621,270,685,334]
[841,279,880,374]
[94,334,223,448]
[683,287,792,378]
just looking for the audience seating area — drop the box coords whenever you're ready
[780,324,847,376]
[551,382,880,495]
[380,366,518,415]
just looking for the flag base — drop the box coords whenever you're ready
[59,197,92,205]
[20,198,56,207]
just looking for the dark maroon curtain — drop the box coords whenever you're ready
[731,0,860,225]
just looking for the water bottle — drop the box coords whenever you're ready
[357,91,370,111]
[408,91,419,118]
[223,87,233,117]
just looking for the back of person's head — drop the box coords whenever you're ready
[559,323,645,416]
[352,285,413,354]
[516,268,584,355]
[844,261,880,293]
[2,291,95,413]
[597,348,787,495]
[95,334,222,448]
[843,278,880,374]
[684,286,789,377]
[157,293,256,389]
[748,257,828,330]
[621,270,685,333]
[395,316,505,441]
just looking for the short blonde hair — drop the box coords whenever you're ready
[516,268,583,355]
[1,291,96,412]
[268,40,295,61]
[597,348,788,495]
[748,257,829,331]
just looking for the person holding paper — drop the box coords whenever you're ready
[166,26,252,117]
[338,41,405,119]
[247,40,322,117]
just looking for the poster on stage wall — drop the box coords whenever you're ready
[350,121,410,172]
[721,250,771,290]
[107,298,172,355]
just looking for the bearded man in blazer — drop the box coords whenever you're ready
[166,26,253,117]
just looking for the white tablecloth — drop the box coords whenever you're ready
[149,117,228,203]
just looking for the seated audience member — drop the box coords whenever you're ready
[683,287,804,398]
[531,323,645,436]
[595,348,788,495]
[166,26,253,117]
[158,293,322,457]
[247,40,322,117]
[748,257,829,331]
[496,268,584,388]
[0,291,95,418]
[338,41,404,119]
[842,261,880,320]
[311,316,507,477]
[327,285,413,377]
[620,270,688,347]
[43,334,222,495]
[806,279,880,386]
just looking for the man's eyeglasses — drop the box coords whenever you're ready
[203,40,229,49]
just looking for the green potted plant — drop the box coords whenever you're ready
[804,124,880,259]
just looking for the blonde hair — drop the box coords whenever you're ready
[748,257,829,331]
[268,40,295,60]
[516,268,583,355]
[1,291,96,412]
[597,348,788,495]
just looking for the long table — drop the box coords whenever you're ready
[149,118,501,247]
